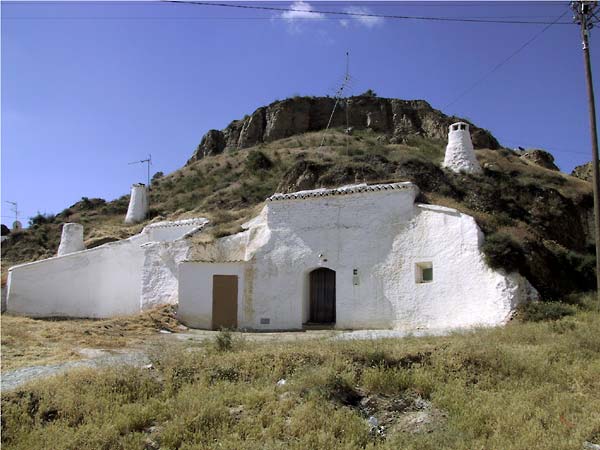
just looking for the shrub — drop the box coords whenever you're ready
[481,232,525,273]
[151,171,164,185]
[360,89,377,97]
[519,301,575,322]
[245,150,273,172]
[28,212,56,228]
[214,328,233,352]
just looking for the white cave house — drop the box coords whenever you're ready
[6,182,537,332]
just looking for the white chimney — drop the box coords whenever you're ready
[57,223,85,256]
[442,122,482,174]
[125,183,148,224]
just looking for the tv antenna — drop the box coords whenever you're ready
[320,51,352,149]
[5,200,22,230]
[5,201,19,223]
[128,154,152,187]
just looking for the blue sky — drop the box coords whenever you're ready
[1,1,597,224]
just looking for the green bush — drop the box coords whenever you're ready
[245,150,273,172]
[28,212,56,228]
[214,328,233,351]
[519,301,575,322]
[482,232,525,273]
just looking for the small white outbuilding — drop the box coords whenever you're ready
[125,183,149,224]
[443,122,483,174]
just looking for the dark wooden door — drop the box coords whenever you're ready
[212,275,238,330]
[309,268,336,323]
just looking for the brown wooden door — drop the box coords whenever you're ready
[212,275,238,330]
[309,268,336,323]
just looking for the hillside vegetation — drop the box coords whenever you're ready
[1,96,595,299]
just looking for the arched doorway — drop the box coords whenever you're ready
[309,268,336,324]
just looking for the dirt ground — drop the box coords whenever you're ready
[0,306,337,375]
[0,306,182,372]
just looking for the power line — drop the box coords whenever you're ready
[444,8,570,109]
[163,1,574,25]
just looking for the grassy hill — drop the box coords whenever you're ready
[1,122,595,299]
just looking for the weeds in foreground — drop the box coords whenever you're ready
[214,328,233,351]
[2,299,600,450]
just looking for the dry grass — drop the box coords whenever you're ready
[2,296,599,450]
[1,306,179,372]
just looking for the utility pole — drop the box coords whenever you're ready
[573,1,600,308]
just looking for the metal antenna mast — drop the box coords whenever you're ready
[572,1,600,309]
[320,51,352,148]
[5,201,19,223]
[345,52,351,154]
[128,154,152,187]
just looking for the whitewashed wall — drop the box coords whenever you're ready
[182,183,536,332]
[379,204,535,331]
[6,234,147,318]
[7,218,208,318]
[244,185,419,330]
[178,262,245,329]
[140,240,192,310]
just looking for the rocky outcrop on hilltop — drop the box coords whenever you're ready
[188,96,500,163]
[572,162,594,182]
[519,149,559,171]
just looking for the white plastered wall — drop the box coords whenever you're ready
[443,122,483,174]
[378,204,535,331]
[178,262,245,329]
[140,239,192,310]
[241,185,420,330]
[6,234,147,318]
[7,218,208,318]
[186,183,536,332]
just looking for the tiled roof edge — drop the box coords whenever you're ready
[267,182,416,202]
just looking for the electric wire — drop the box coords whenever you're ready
[443,8,570,109]
[162,1,574,25]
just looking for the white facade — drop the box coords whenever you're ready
[178,262,246,329]
[6,218,207,318]
[7,181,535,331]
[57,223,85,256]
[443,122,483,174]
[178,183,536,332]
[125,184,149,224]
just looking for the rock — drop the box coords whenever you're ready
[188,129,226,163]
[1,224,10,236]
[572,161,595,182]
[228,405,245,420]
[223,121,243,150]
[187,96,502,165]
[519,149,559,171]
[238,108,266,148]
[264,98,311,141]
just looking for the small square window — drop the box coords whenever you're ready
[416,262,433,283]
[422,267,433,282]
